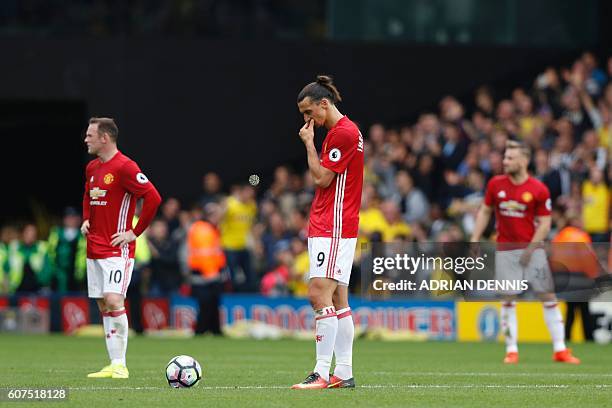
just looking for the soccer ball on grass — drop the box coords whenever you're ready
[165,355,202,388]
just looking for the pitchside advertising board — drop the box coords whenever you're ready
[457,302,583,343]
[221,295,456,340]
[1,295,611,343]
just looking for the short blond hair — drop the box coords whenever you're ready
[505,140,531,160]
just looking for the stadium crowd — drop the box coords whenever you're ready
[1,51,610,300]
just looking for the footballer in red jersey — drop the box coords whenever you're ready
[82,117,162,379]
[471,140,579,365]
[292,76,363,390]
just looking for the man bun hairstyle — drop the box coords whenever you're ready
[89,117,119,142]
[297,74,342,104]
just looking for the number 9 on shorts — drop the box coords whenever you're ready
[307,237,357,286]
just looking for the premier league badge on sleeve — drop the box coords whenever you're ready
[329,148,341,162]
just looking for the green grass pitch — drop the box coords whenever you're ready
[1,334,610,407]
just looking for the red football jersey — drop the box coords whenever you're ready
[308,116,364,238]
[83,151,160,259]
[484,175,552,244]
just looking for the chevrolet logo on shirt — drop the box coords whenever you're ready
[89,187,107,199]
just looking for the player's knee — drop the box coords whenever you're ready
[308,286,328,310]
[308,279,334,309]
[308,286,323,309]
[104,293,125,310]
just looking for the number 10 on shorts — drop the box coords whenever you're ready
[109,269,122,284]
[87,257,134,298]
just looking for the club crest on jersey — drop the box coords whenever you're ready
[89,187,107,199]
[329,148,341,162]
[521,192,533,203]
[136,173,149,184]
[497,190,506,198]
[104,173,114,184]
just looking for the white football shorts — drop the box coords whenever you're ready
[495,248,554,295]
[87,257,134,298]
[308,237,357,286]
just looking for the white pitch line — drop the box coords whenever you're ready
[371,371,612,378]
[67,384,611,391]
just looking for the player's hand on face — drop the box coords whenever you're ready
[81,220,90,236]
[299,119,315,144]
[110,230,137,247]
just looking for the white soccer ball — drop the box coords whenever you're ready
[165,355,202,388]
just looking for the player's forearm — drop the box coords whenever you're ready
[470,206,491,241]
[529,219,551,245]
[132,188,162,236]
[305,141,326,186]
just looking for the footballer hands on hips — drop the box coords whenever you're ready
[299,119,314,144]
[111,230,137,247]
[81,219,136,246]
[80,220,90,235]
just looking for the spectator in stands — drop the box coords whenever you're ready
[581,166,610,242]
[390,170,429,224]
[471,111,494,140]
[368,123,386,153]
[160,197,182,237]
[296,169,315,209]
[47,207,87,293]
[379,200,412,242]
[447,170,485,236]
[187,203,226,335]
[358,183,387,241]
[264,165,295,218]
[549,119,575,170]
[220,183,257,292]
[5,224,52,294]
[288,237,309,297]
[413,153,437,201]
[288,208,308,241]
[534,148,570,204]
[495,99,516,133]
[457,144,479,177]
[441,122,468,170]
[561,84,592,140]
[199,172,223,208]
[535,67,564,116]
[260,211,292,271]
[474,86,495,118]
[581,51,607,97]
[147,218,181,296]
[416,113,442,155]
[260,240,292,297]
